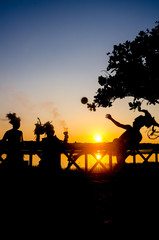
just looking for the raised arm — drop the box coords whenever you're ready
[106,114,130,130]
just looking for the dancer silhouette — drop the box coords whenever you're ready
[2,113,23,168]
[106,108,159,166]
[39,122,62,171]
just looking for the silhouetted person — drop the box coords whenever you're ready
[34,118,45,142]
[39,122,62,171]
[63,129,69,144]
[106,108,159,166]
[2,113,24,168]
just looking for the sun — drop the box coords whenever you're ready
[96,154,101,160]
[94,135,102,142]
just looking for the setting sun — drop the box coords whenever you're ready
[96,154,101,160]
[94,135,102,142]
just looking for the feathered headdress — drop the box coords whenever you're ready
[6,113,21,125]
[43,121,55,135]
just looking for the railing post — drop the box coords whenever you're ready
[109,154,112,171]
[155,151,158,163]
[85,153,88,173]
[133,150,136,164]
[29,153,33,167]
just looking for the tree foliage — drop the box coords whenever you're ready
[88,21,159,111]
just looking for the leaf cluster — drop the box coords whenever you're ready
[88,21,159,111]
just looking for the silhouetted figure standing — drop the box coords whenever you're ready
[106,108,159,166]
[39,122,62,171]
[34,118,45,142]
[2,113,23,168]
[63,128,69,144]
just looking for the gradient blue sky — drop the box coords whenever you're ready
[0,0,159,142]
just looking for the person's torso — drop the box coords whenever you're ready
[5,129,22,145]
[118,126,142,146]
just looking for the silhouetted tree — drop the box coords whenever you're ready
[87,21,159,111]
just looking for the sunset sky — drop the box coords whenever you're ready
[0,0,159,143]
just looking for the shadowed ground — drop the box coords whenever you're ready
[0,165,159,235]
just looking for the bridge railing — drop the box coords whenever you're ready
[0,141,159,172]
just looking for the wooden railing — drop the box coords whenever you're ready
[63,142,159,172]
[0,141,159,172]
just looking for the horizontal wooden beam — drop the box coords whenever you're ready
[1,142,159,171]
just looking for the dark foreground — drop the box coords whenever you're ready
[0,164,159,236]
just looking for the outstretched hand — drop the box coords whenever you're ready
[105,114,112,120]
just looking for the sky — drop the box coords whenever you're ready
[0,0,159,143]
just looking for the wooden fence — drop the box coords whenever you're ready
[0,141,159,172]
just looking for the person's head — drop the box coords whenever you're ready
[43,122,55,136]
[133,109,158,129]
[133,115,146,129]
[6,113,21,130]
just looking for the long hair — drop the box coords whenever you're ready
[138,108,159,128]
